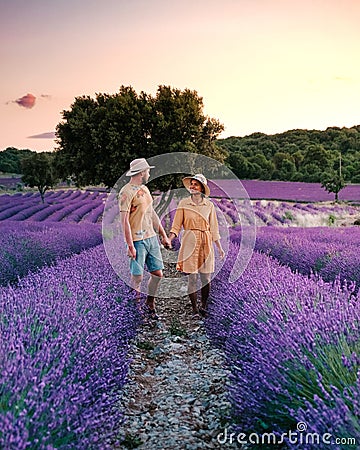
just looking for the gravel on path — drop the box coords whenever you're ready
[114,252,239,450]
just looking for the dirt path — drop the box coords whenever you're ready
[114,250,235,449]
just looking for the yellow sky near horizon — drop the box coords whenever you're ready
[1,0,360,152]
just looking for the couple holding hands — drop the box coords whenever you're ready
[119,158,225,320]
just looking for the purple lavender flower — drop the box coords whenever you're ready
[0,221,102,285]
[206,242,360,444]
[0,245,140,449]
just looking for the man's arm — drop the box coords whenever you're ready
[152,209,171,248]
[120,210,136,258]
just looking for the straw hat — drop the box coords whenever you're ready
[182,173,210,197]
[126,158,154,176]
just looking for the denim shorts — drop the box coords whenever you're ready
[130,236,164,276]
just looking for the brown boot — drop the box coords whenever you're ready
[200,283,210,317]
[189,292,199,315]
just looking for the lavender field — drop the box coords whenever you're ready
[0,176,22,190]
[0,246,140,449]
[231,226,360,288]
[0,190,106,223]
[207,244,360,448]
[1,186,359,448]
[209,179,360,202]
[213,197,360,227]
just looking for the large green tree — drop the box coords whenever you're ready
[55,85,226,190]
[21,152,59,203]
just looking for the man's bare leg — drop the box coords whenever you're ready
[131,274,143,310]
[146,270,163,318]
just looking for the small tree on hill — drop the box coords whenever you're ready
[21,152,59,203]
[321,172,346,202]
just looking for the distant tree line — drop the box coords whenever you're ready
[2,97,360,202]
[218,126,360,184]
[0,147,33,174]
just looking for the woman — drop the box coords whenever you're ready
[168,174,225,318]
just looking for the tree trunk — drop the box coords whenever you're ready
[39,187,45,203]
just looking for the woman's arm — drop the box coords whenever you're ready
[169,205,184,240]
[214,239,225,259]
[209,202,221,241]
[209,202,224,258]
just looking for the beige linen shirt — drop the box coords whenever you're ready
[170,196,220,273]
[119,183,156,242]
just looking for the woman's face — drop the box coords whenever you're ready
[189,179,204,195]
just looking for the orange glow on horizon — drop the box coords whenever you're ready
[1,0,360,151]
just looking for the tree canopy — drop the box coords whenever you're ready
[55,85,226,190]
[321,172,346,202]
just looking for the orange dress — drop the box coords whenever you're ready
[170,197,220,274]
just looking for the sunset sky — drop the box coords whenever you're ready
[1,0,360,152]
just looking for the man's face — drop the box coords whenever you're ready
[141,169,150,184]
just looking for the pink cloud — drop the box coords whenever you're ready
[6,93,52,108]
[15,93,36,109]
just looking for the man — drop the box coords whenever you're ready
[119,158,171,319]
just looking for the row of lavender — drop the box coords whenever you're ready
[0,221,102,286]
[0,244,140,449]
[2,178,360,201]
[88,189,360,228]
[209,179,360,202]
[2,193,359,290]
[2,189,360,228]
[231,226,360,288]
[0,190,106,223]
[207,243,360,449]
[0,177,22,189]
[213,198,360,227]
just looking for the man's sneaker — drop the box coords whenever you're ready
[143,305,159,321]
